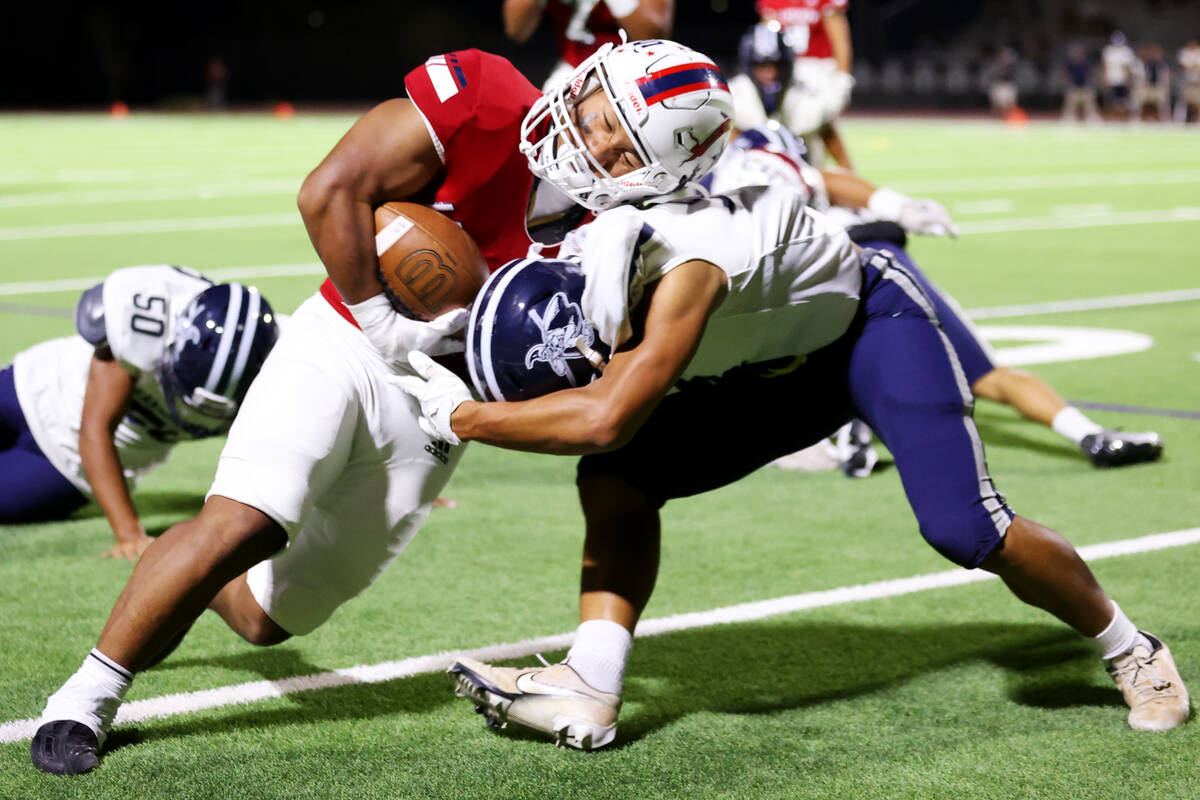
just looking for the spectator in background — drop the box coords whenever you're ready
[1101,31,1136,120]
[1132,43,1171,122]
[1061,41,1100,123]
[1175,38,1200,123]
[756,0,855,169]
[205,55,230,109]
[984,46,1020,117]
[501,0,674,90]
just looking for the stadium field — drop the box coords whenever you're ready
[0,114,1197,799]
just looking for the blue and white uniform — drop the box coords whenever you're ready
[563,185,1013,567]
[1,265,216,522]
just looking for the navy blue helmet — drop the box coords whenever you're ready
[738,22,794,114]
[466,258,609,402]
[161,283,279,438]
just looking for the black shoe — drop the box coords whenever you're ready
[1080,431,1163,468]
[30,720,100,775]
[837,420,879,478]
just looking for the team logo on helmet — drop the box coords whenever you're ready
[523,291,598,378]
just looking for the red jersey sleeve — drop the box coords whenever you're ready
[404,49,539,164]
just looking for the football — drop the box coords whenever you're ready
[373,201,489,321]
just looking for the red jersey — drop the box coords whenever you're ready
[547,0,622,68]
[756,0,848,60]
[320,50,543,323]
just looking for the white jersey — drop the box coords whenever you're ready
[1180,46,1200,86]
[563,184,861,380]
[708,143,830,212]
[12,265,214,493]
[1102,43,1136,86]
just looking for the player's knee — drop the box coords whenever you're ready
[916,508,1003,568]
[236,612,292,647]
[185,496,288,567]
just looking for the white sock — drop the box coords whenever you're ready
[1093,602,1150,660]
[1051,406,1103,444]
[39,650,133,746]
[564,620,633,695]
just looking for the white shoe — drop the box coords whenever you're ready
[1107,632,1190,731]
[449,657,620,750]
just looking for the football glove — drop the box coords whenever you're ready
[345,294,468,371]
[867,187,960,238]
[389,350,473,445]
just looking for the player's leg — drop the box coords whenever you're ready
[866,242,1162,467]
[31,296,359,774]
[0,365,89,522]
[849,253,1187,730]
[450,360,851,749]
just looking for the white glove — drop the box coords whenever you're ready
[867,187,960,238]
[826,70,855,119]
[389,350,473,445]
[345,294,468,371]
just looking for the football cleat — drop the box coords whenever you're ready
[1106,632,1190,732]
[30,720,101,775]
[448,657,621,750]
[1080,431,1163,468]
[835,420,879,478]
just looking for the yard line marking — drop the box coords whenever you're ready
[1068,400,1200,421]
[0,213,301,241]
[1,526,1196,744]
[0,302,72,318]
[964,288,1200,319]
[957,207,1200,235]
[898,169,1200,194]
[0,180,299,208]
[950,199,1014,215]
[1050,203,1113,216]
[0,263,324,297]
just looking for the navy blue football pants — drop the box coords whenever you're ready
[577,250,1014,568]
[0,366,88,522]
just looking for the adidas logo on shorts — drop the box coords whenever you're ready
[424,440,451,464]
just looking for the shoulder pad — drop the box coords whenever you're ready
[74,282,107,347]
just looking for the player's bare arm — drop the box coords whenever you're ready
[78,349,151,561]
[614,0,674,40]
[823,10,853,73]
[502,0,546,43]
[297,98,442,304]
[451,259,726,454]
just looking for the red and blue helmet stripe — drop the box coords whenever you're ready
[635,62,729,106]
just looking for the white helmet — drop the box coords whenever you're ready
[522,39,735,212]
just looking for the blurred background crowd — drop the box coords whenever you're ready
[2,0,1199,124]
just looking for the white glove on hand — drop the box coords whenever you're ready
[868,187,960,238]
[389,350,473,445]
[826,69,855,118]
[345,294,468,371]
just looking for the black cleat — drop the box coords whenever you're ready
[30,720,100,775]
[1080,431,1164,468]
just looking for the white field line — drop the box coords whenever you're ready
[956,206,1200,235]
[898,169,1200,194]
[964,287,1200,319]
[0,213,301,241]
[0,526,1196,745]
[0,180,299,208]
[0,264,323,297]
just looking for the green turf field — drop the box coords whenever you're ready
[0,114,1198,799]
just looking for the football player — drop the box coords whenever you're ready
[0,266,279,560]
[30,40,734,775]
[732,4,854,168]
[710,125,1163,471]
[502,0,675,90]
[392,67,1188,747]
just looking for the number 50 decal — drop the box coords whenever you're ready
[130,293,168,337]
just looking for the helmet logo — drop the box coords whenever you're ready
[681,118,732,164]
[524,291,596,378]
